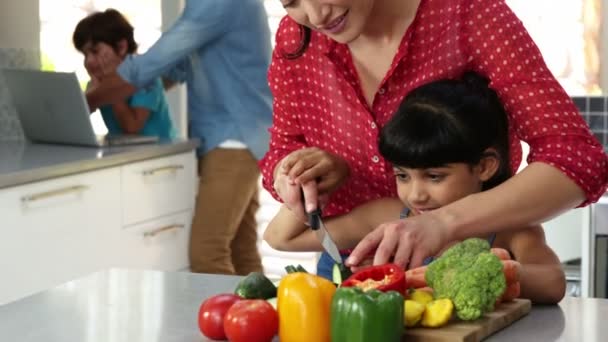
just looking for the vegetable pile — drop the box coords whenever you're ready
[197,238,523,341]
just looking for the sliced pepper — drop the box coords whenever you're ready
[341,263,406,295]
[404,299,426,327]
[331,287,404,342]
[421,298,454,328]
[409,287,433,305]
[277,272,336,342]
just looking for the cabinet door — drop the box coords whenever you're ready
[114,210,193,271]
[121,152,197,226]
[0,168,121,304]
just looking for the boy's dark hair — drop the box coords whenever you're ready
[73,9,138,54]
[379,72,511,190]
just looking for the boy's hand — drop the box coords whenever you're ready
[96,48,122,80]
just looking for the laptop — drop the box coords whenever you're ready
[1,69,158,147]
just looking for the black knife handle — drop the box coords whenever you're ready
[300,189,321,230]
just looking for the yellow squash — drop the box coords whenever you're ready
[277,272,336,342]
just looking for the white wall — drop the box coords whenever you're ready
[0,1,39,50]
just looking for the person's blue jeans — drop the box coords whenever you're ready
[316,251,349,281]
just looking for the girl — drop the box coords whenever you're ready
[264,72,565,304]
[73,9,175,139]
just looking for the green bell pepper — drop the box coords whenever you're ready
[331,287,404,342]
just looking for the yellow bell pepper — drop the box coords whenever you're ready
[421,299,454,328]
[404,299,426,327]
[277,272,336,342]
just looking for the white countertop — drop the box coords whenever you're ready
[0,139,198,189]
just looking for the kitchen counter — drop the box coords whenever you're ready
[0,139,199,189]
[0,269,606,342]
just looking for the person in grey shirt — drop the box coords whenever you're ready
[86,0,273,275]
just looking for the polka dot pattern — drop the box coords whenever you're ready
[260,0,608,215]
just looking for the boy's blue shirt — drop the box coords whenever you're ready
[117,0,272,159]
[99,78,176,139]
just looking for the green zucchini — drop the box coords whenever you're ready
[234,272,277,299]
[332,263,353,285]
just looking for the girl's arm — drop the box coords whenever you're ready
[495,225,566,304]
[110,102,150,134]
[263,198,404,252]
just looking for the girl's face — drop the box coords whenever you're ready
[279,0,374,44]
[394,160,496,216]
[81,41,125,79]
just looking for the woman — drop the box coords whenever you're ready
[260,0,608,270]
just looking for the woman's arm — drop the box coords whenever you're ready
[263,198,404,252]
[464,0,607,203]
[495,224,566,304]
[346,0,607,270]
[444,162,584,241]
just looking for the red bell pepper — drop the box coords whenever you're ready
[341,263,406,296]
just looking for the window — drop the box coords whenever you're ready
[507,0,601,95]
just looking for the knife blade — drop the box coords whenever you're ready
[302,191,343,265]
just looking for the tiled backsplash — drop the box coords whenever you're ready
[572,96,608,153]
[0,48,40,141]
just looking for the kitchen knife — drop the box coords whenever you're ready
[302,191,343,265]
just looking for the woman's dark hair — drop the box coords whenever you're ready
[379,72,511,190]
[73,9,138,54]
[283,25,311,59]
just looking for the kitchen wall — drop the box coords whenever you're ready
[0,0,39,141]
[573,96,608,153]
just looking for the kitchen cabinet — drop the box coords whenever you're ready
[121,152,196,226]
[0,167,121,304]
[0,150,197,304]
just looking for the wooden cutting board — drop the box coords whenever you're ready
[403,299,532,342]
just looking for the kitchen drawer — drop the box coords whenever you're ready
[114,210,193,271]
[0,167,121,304]
[121,152,197,226]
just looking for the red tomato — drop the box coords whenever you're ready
[198,293,241,340]
[223,299,278,342]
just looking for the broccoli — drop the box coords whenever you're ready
[425,238,506,320]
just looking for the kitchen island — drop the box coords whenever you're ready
[0,268,606,342]
[0,140,199,304]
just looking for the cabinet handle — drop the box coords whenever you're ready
[143,224,185,238]
[21,185,90,203]
[141,164,184,176]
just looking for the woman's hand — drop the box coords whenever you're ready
[274,147,350,216]
[346,211,452,270]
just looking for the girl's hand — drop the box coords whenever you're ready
[273,165,307,222]
[346,211,452,270]
[278,147,350,211]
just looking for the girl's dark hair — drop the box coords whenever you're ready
[379,72,511,190]
[73,9,138,54]
[283,25,311,59]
